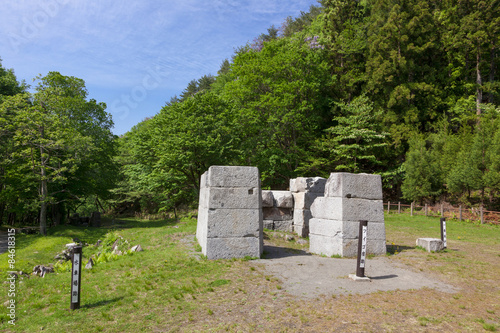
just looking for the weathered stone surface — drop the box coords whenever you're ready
[273,191,294,208]
[417,238,444,252]
[293,192,322,210]
[324,173,383,200]
[293,209,312,227]
[202,187,261,209]
[131,245,143,252]
[310,197,384,222]
[206,166,260,188]
[205,237,261,259]
[262,207,293,221]
[261,190,274,208]
[294,224,309,238]
[309,234,343,257]
[342,238,387,257]
[85,258,94,269]
[263,220,274,230]
[309,218,386,240]
[273,220,293,233]
[290,177,327,193]
[205,209,260,238]
[309,234,386,257]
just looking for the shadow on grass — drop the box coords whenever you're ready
[386,244,415,255]
[81,297,125,309]
[262,245,312,259]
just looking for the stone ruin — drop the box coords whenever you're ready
[196,167,386,259]
[309,173,386,257]
[196,166,263,259]
[262,190,294,232]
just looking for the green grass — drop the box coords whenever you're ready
[0,216,237,332]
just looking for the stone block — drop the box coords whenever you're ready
[261,190,274,208]
[273,191,294,208]
[309,219,386,240]
[204,187,260,209]
[294,224,309,238]
[324,173,382,200]
[290,177,327,193]
[273,220,293,233]
[262,207,293,221]
[342,238,387,257]
[263,220,274,230]
[206,166,260,188]
[204,237,261,259]
[205,209,260,238]
[310,197,384,222]
[309,234,342,257]
[309,234,386,257]
[293,192,322,210]
[416,238,444,252]
[293,209,312,227]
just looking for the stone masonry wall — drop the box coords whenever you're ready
[290,177,326,238]
[309,173,386,257]
[196,166,263,259]
[262,190,294,232]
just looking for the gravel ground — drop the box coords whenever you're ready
[253,242,458,299]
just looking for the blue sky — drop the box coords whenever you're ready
[1,0,319,135]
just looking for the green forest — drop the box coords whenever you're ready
[1,0,499,234]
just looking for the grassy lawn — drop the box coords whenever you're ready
[1,213,499,332]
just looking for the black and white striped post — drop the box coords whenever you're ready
[70,246,82,310]
[356,220,368,278]
[440,218,447,249]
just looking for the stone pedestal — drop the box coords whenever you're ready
[196,166,263,259]
[416,238,444,252]
[309,173,386,257]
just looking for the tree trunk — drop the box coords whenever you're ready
[476,51,483,116]
[40,165,48,236]
[489,47,496,103]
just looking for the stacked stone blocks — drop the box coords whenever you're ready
[309,173,386,257]
[290,177,326,238]
[262,190,294,232]
[196,166,263,259]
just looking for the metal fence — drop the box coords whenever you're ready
[384,201,500,225]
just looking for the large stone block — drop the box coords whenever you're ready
[272,191,294,208]
[204,237,261,259]
[293,209,312,227]
[342,238,387,257]
[262,207,293,221]
[293,192,322,210]
[273,220,293,233]
[206,166,260,188]
[290,177,327,193]
[310,197,384,222]
[309,234,386,257]
[261,190,274,208]
[294,224,309,238]
[309,218,386,240]
[416,238,444,252]
[263,220,274,230]
[205,209,260,238]
[324,173,383,200]
[203,187,260,209]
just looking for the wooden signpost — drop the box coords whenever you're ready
[440,217,447,249]
[356,220,368,278]
[70,246,82,310]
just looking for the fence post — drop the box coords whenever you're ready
[398,202,401,214]
[481,205,484,224]
[459,205,462,221]
[387,201,391,214]
[425,204,428,216]
[411,202,414,216]
[440,203,444,217]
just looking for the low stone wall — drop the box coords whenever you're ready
[309,173,386,257]
[290,177,326,237]
[196,166,263,259]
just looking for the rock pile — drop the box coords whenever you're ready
[309,173,386,257]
